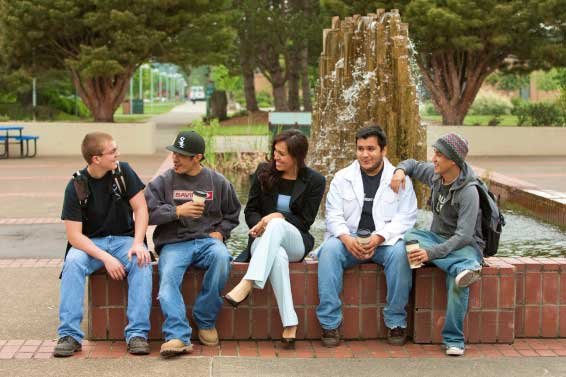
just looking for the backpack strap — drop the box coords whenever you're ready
[112,161,127,198]
[72,169,90,211]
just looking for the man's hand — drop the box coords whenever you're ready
[360,234,384,258]
[408,248,429,265]
[209,231,224,241]
[176,201,205,219]
[128,243,151,267]
[103,255,126,280]
[390,169,406,193]
[339,235,370,260]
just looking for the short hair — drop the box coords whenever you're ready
[355,123,387,150]
[81,132,114,164]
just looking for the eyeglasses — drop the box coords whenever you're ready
[98,147,119,156]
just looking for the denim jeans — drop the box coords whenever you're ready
[405,228,482,349]
[246,218,304,327]
[158,237,232,344]
[57,236,152,343]
[316,236,412,331]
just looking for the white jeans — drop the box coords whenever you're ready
[244,218,305,327]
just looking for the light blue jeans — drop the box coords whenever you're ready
[316,236,412,331]
[158,237,231,344]
[57,236,152,343]
[405,228,483,349]
[245,218,305,327]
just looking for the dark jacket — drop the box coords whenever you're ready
[235,164,326,262]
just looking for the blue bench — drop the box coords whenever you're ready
[268,112,312,137]
[0,129,39,158]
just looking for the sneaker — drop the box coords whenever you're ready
[160,339,193,358]
[198,327,219,347]
[127,336,150,355]
[321,328,341,348]
[53,336,81,357]
[445,346,465,356]
[455,269,482,288]
[387,327,407,346]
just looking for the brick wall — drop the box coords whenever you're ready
[88,257,566,343]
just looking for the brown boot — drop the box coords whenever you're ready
[387,327,407,346]
[321,328,340,348]
[160,339,193,358]
[198,327,219,346]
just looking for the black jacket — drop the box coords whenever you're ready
[235,164,326,262]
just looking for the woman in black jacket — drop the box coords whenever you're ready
[224,130,325,348]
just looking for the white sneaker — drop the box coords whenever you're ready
[445,346,465,356]
[455,269,481,288]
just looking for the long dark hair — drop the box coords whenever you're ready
[257,129,308,191]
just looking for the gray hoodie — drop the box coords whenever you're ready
[145,167,241,253]
[397,159,484,260]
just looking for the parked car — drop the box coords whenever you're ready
[190,86,205,103]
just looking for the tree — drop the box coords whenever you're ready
[232,0,322,111]
[0,0,232,122]
[322,1,553,125]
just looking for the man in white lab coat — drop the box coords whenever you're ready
[316,125,417,347]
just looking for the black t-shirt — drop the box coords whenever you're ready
[357,168,382,232]
[61,162,145,238]
[275,178,295,214]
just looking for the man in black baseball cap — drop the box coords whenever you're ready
[166,130,206,158]
[146,130,241,357]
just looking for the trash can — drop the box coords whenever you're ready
[132,99,144,114]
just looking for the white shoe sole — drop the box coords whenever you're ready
[455,270,481,288]
[446,347,465,356]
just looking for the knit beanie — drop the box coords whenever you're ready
[432,133,469,168]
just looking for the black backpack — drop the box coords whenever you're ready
[466,178,505,257]
[60,163,128,278]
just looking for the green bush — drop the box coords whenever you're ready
[469,96,511,116]
[256,91,273,108]
[422,102,439,116]
[511,99,565,127]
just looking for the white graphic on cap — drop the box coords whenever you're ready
[177,136,186,148]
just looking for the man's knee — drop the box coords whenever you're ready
[318,237,346,266]
[64,248,90,272]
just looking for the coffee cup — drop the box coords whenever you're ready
[192,190,207,204]
[405,240,423,269]
[356,229,371,245]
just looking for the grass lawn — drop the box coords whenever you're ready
[421,114,520,126]
[182,124,269,136]
[114,101,183,123]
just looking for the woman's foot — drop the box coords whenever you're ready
[281,326,297,350]
[224,279,253,307]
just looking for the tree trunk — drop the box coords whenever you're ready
[239,41,259,112]
[257,44,288,111]
[300,46,312,111]
[287,48,301,111]
[71,70,132,122]
[417,50,503,125]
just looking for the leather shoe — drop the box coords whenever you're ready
[223,293,249,308]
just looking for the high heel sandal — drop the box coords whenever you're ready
[280,337,296,350]
[223,293,250,308]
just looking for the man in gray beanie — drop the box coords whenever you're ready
[389,133,483,357]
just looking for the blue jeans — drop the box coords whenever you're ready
[405,228,482,349]
[158,237,231,344]
[57,236,152,343]
[316,236,412,330]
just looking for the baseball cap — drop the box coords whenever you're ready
[166,130,205,157]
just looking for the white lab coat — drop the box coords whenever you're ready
[324,158,417,245]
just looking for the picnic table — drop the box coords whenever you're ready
[0,125,39,158]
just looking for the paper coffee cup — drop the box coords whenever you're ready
[192,190,207,204]
[405,240,423,269]
[356,229,371,245]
